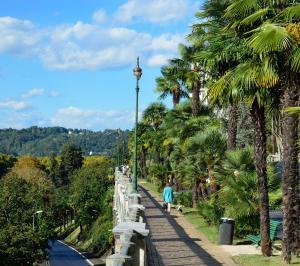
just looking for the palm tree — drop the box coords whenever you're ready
[169,44,204,117]
[186,128,227,194]
[155,66,189,108]
[189,0,242,149]
[141,102,167,164]
[225,1,300,261]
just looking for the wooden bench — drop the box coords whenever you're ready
[247,220,282,246]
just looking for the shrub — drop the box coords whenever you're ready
[173,191,193,207]
[198,197,224,225]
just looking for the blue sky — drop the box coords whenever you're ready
[0,0,202,130]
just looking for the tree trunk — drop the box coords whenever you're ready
[199,181,208,199]
[227,103,238,150]
[192,82,200,117]
[197,180,204,199]
[250,98,272,256]
[192,180,199,208]
[172,87,181,108]
[282,80,300,263]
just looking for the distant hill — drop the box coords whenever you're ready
[0,126,129,156]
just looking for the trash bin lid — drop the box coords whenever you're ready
[220,217,234,221]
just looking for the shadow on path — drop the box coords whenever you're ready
[139,185,224,266]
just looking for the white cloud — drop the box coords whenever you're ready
[92,9,108,24]
[0,100,31,111]
[22,88,45,98]
[150,34,184,51]
[0,16,42,56]
[0,9,190,70]
[39,23,183,70]
[115,0,199,23]
[48,91,59,97]
[147,54,170,67]
[0,109,46,129]
[51,106,135,129]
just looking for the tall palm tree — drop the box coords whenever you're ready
[225,1,300,261]
[169,44,204,117]
[189,0,242,149]
[208,51,280,256]
[142,102,167,164]
[155,66,189,108]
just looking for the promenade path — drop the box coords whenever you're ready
[139,185,236,266]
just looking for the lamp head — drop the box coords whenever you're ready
[133,57,142,80]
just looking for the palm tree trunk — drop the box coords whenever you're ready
[282,80,300,263]
[192,82,200,117]
[192,180,199,208]
[208,166,218,193]
[172,87,181,108]
[227,103,238,150]
[250,98,272,256]
[199,181,208,199]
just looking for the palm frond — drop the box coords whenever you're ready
[248,22,293,54]
[284,106,300,115]
[240,7,269,26]
[288,47,300,72]
[279,4,300,22]
[225,0,260,19]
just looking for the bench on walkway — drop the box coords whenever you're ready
[247,220,282,246]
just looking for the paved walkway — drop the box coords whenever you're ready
[139,185,236,266]
[49,240,91,266]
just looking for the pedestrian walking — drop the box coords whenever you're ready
[163,181,174,213]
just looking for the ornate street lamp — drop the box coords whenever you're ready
[132,57,142,192]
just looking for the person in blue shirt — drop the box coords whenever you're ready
[163,182,174,213]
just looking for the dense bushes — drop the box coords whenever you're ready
[195,147,281,237]
[173,191,193,208]
[67,158,114,254]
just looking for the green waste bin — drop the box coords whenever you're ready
[219,217,234,245]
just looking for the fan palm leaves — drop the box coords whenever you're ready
[225,0,300,261]
[155,65,189,108]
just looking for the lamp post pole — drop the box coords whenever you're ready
[117,129,120,169]
[132,57,142,192]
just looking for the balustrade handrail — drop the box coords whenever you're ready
[106,168,149,266]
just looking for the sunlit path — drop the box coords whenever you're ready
[139,186,236,266]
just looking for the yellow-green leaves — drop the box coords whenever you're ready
[248,22,293,54]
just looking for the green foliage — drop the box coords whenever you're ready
[88,214,113,255]
[0,174,35,225]
[173,191,193,207]
[49,153,60,186]
[198,196,224,225]
[0,224,45,266]
[69,163,113,229]
[148,164,169,192]
[0,126,129,157]
[0,168,55,264]
[60,143,83,185]
[0,153,16,178]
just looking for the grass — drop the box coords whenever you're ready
[64,226,93,250]
[233,255,300,266]
[184,211,220,244]
[139,179,162,198]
